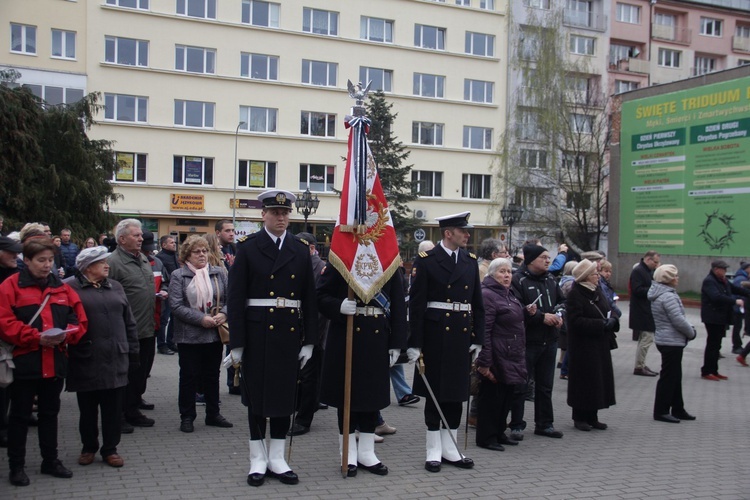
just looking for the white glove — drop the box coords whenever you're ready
[469,344,482,363]
[221,347,244,369]
[340,298,357,316]
[299,344,314,368]
[389,349,400,367]
[406,347,421,364]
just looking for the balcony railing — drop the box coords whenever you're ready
[652,24,692,44]
[608,57,650,75]
[733,36,750,53]
[563,10,607,32]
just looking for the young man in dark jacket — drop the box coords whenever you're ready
[630,251,661,377]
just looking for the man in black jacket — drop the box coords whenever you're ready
[630,251,661,377]
[155,235,178,355]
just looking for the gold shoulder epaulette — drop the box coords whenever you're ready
[297,237,309,246]
[418,251,428,258]
[238,235,249,243]
[469,253,477,260]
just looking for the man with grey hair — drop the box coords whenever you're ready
[108,219,156,429]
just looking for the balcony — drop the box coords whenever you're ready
[652,24,691,45]
[563,10,608,32]
[733,36,750,53]
[609,57,650,74]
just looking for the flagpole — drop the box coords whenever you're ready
[341,286,354,478]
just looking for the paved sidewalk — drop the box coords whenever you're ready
[3,301,750,499]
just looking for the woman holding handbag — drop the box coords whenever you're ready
[168,235,232,433]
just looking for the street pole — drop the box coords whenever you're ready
[232,121,246,228]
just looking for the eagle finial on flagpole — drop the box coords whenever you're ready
[347,80,371,117]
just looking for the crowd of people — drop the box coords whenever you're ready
[1,204,749,489]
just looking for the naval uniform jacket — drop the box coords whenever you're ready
[317,265,407,411]
[408,246,485,402]
[227,230,318,417]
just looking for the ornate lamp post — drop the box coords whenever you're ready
[232,121,246,227]
[295,187,320,232]
[500,203,524,255]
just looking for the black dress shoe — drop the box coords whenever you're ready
[40,459,73,478]
[574,421,592,431]
[654,414,680,423]
[267,469,299,485]
[10,467,29,486]
[672,411,696,421]
[139,400,155,411]
[357,461,389,475]
[534,427,564,438]
[247,473,265,487]
[588,421,608,430]
[478,442,505,451]
[441,456,474,469]
[180,418,194,433]
[126,414,155,427]
[287,423,310,436]
[157,346,175,355]
[346,464,357,477]
[424,461,441,473]
[121,419,134,434]
[205,414,233,428]
[498,434,519,446]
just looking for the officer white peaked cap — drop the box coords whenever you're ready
[435,211,473,229]
[258,189,296,209]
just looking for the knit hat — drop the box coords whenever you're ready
[740,261,750,271]
[523,244,547,265]
[572,259,597,283]
[76,246,111,271]
[654,264,678,284]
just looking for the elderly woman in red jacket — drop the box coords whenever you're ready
[0,238,87,487]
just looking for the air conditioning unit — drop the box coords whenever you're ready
[414,209,428,220]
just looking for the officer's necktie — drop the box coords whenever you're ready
[276,238,282,250]
[451,251,457,264]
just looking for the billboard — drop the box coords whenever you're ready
[620,76,750,256]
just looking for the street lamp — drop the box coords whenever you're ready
[295,188,320,232]
[501,203,525,256]
[232,121,246,227]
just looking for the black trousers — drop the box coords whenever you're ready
[77,387,124,457]
[571,408,598,423]
[295,345,323,427]
[7,377,64,469]
[732,311,745,350]
[248,413,290,440]
[701,323,726,376]
[178,342,223,420]
[475,379,513,446]
[654,345,685,416]
[336,408,378,434]
[0,386,8,437]
[125,336,156,418]
[424,398,462,430]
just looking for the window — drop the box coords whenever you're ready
[238,160,276,188]
[174,100,214,128]
[175,45,215,74]
[517,109,541,140]
[739,59,750,66]
[360,16,393,43]
[658,48,681,67]
[105,36,148,66]
[569,113,593,134]
[51,29,75,59]
[519,29,541,60]
[299,164,335,192]
[463,126,492,150]
[114,152,147,183]
[566,191,591,209]
[700,17,723,37]
[302,60,337,86]
[412,170,443,197]
[562,153,590,174]
[609,43,637,65]
[240,106,277,133]
[616,3,640,24]
[303,8,338,36]
[10,23,36,55]
[566,0,592,27]
[515,188,549,208]
[173,156,214,185]
[359,67,392,92]
[520,149,547,170]
[694,56,717,75]
[465,32,494,57]
[300,111,336,137]
[456,0,470,5]
[413,73,445,98]
[242,0,279,27]
[176,0,216,19]
[570,35,595,55]
[240,53,278,80]
[524,0,549,8]
[23,84,84,105]
[412,122,444,146]
[480,0,494,8]
[464,79,493,103]
[654,13,675,27]
[614,80,638,94]
[414,24,445,50]
[106,0,149,8]
[462,174,491,199]
[104,93,148,122]
[736,25,750,39]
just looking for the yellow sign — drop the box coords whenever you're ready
[170,193,205,212]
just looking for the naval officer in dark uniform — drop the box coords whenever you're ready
[225,190,318,487]
[317,263,407,477]
[407,211,485,473]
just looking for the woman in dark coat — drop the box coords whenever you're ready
[65,246,139,468]
[475,258,528,451]
[318,264,407,477]
[566,259,617,431]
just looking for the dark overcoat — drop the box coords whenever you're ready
[227,230,318,417]
[701,271,750,327]
[629,260,655,331]
[409,246,485,402]
[318,266,407,411]
[566,283,616,411]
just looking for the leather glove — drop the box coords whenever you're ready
[221,347,244,369]
[298,344,314,369]
[340,298,357,316]
[603,317,617,332]
[469,344,482,363]
[389,349,400,367]
[612,318,621,333]
[406,347,421,364]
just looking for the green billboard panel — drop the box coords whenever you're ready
[620,77,750,256]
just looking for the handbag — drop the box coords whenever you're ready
[590,295,618,350]
[211,276,230,345]
[0,294,51,388]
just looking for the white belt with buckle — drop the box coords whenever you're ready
[246,298,301,308]
[355,306,384,316]
[427,301,472,312]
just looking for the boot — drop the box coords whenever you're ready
[440,428,473,469]
[338,434,358,477]
[356,433,388,475]
[425,430,442,472]
[247,439,267,487]
[266,438,298,485]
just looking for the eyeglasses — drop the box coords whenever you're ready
[191,249,209,254]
